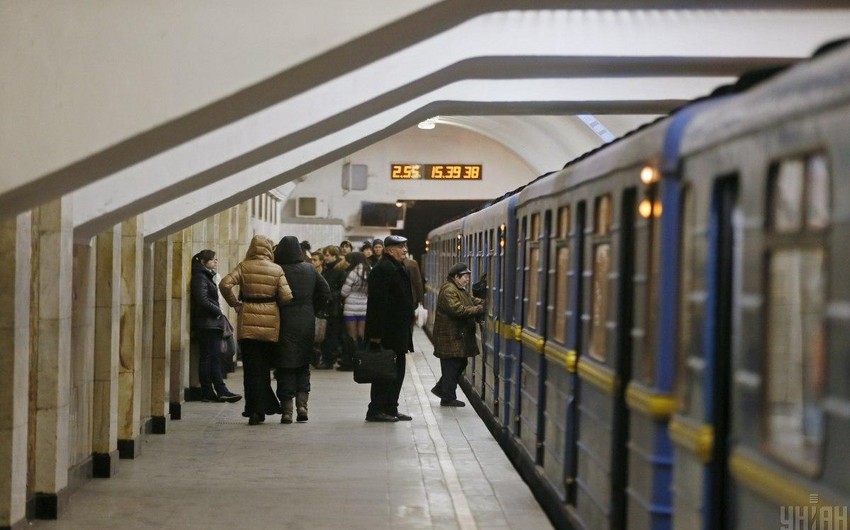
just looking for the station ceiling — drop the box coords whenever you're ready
[2,3,849,240]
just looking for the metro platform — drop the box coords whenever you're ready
[29,327,552,530]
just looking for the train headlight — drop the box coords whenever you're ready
[639,199,653,218]
[640,165,659,185]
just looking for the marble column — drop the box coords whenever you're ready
[0,213,32,529]
[169,228,191,419]
[140,243,153,435]
[118,217,143,459]
[69,240,95,488]
[150,237,172,433]
[92,225,120,477]
[31,198,73,519]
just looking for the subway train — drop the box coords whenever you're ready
[422,41,850,530]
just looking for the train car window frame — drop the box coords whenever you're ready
[589,194,614,362]
[551,206,571,344]
[675,184,695,412]
[526,212,542,330]
[763,152,830,476]
[637,181,662,386]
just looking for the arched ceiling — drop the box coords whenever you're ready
[2,3,849,242]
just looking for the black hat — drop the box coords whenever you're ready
[448,263,472,277]
[383,235,407,247]
[360,240,372,251]
[372,238,385,248]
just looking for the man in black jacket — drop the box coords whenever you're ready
[364,235,415,422]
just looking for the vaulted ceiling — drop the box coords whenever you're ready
[2,2,849,241]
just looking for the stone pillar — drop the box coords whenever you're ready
[69,239,96,488]
[0,213,32,529]
[31,198,73,519]
[150,237,172,433]
[92,225,121,478]
[140,242,153,435]
[118,217,143,459]
[169,228,190,419]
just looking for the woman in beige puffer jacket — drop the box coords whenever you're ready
[220,235,293,425]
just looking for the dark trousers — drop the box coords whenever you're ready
[436,357,468,401]
[240,339,280,415]
[274,365,311,401]
[320,315,344,365]
[197,328,227,397]
[368,351,406,415]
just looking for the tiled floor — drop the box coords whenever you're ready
[31,328,552,529]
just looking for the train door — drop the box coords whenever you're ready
[704,176,738,529]
[483,227,500,419]
[612,187,637,530]
[564,200,586,506]
[498,218,513,428]
[542,204,575,502]
[518,210,550,464]
[506,215,526,440]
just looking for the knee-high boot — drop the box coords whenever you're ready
[281,398,294,424]
[296,392,309,422]
[337,336,355,371]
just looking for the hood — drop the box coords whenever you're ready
[274,236,304,265]
[245,235,275,261]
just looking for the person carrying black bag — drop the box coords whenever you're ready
[364,235,415,422]
[430,263,485,407]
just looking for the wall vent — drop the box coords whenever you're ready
[295,196,318,218]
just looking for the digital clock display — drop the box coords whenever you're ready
[390,164,482,180]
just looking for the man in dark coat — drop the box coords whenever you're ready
[273,236,331,423]
[365,235,415,422]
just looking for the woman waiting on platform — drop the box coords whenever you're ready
[220,236,293,425]
[189,250,243,404]
[339,251,370,370]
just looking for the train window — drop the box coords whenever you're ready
[770,159,804,233]
[557,206,570,238]
[526,213,541,329]
[595,194,613,235]
[764,152,830,474]
[765,249,826,474]
[806,154,830,230]
[553,245,570,343]
[590,243,611,361]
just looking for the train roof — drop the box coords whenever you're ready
[682,41,850,155]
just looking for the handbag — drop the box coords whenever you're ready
[353,344,397,384]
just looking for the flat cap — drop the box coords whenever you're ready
[383,235,407,247]
[448,263,472,277]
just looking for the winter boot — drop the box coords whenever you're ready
[296,392,309,422]
[281,399,294,424]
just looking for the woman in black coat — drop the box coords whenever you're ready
[190,250,242,403]
[273,236,331,423]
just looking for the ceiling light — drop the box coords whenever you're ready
[417,118,437,130]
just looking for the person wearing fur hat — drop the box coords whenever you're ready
[430,263,485,407]
[220,235,293,425]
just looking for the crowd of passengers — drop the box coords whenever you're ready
[190,235,440,425]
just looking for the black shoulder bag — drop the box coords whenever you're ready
[353,343,397,384]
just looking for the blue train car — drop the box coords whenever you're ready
[423,41,850,530]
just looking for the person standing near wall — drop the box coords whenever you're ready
[189,249,243,404]
[430,263,485,407]
[220,235,293,425]
[364,235,415,422]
